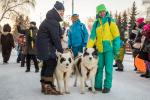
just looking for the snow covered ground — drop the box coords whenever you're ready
[0,49,150,100]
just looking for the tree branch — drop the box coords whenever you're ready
[0,1,29,22]
[3,17,10,19]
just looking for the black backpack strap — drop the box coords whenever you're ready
[107,17,111,25]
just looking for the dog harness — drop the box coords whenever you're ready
[84,65,94,79]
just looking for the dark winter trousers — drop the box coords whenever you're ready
[26,54,39,70]
[2,47,12,63]
[21,54,26,67]
[17,51,22,62]
[40,58,57,84]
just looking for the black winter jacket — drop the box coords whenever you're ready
[36,8,63,60]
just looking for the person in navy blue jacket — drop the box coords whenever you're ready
[36,1,64,95]
[68,14,89,57]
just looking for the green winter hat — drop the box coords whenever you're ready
[96,4,107,14]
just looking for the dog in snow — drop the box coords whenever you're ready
[74,48,98,94]
[55,49,74,94]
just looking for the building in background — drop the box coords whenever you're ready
[142,0,150,19]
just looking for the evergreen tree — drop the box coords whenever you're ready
[110,11,113,18]
[115,11,118,21]
[129,1,138,34]
[122,10,128,33]
[117,13,122,33]
[24,16,30,29]
[13,15,30,41]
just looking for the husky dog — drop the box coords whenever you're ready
[74,48,98,94]
[55,49,74,94]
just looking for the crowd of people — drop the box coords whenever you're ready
[0,21,40,73]
[0,0,150,95]
[128,17,150,78]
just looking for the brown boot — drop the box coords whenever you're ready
[44,84,61,95]
[41,83,45,93]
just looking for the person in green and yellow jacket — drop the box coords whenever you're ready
[87,4,120,93]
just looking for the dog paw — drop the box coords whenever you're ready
[92,91,96,94]
[80,92,85,94]
[59,92,64,95]
[65,91,70,94]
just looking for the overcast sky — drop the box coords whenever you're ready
[29,0,144,26]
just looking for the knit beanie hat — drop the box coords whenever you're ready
[96,4,107,14]
[54,1,65,11]
[30,21,36,26]
[71,14,79,21]
[142,24,150,38]
[136,18,144,24]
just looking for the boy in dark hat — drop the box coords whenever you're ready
[25,21,39,72]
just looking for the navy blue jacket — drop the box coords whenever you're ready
[36,8,63,60]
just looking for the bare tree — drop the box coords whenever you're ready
[0,0,36,22]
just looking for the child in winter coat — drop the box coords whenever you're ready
[0,24,14,64]
[16,34,27,67]
[25,21,39,72]
[68,14,89,57]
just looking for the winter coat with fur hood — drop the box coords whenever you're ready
[0,32,14,50]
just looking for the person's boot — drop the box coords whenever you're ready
[113,63,117,67]
[25,69,30,72]
[116,60,124,72]
[145,69,150,78]
[102,88,110,93]
[134,68,137,71]
[21,63,25,67]
[88,87,102,91]
[43,77,61,95]
[35,69,39,73]
[44,84,61,95]
[41,83,45,93]
[35,61,39,73]
[141,70,150,78]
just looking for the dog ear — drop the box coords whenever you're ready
[92,48,98,58]
[83,47,87,53]
[56,50,62,57]
[68,49,74,59]
[64,48,74,58]
[78,52,83,57]
[65,48,72,52]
